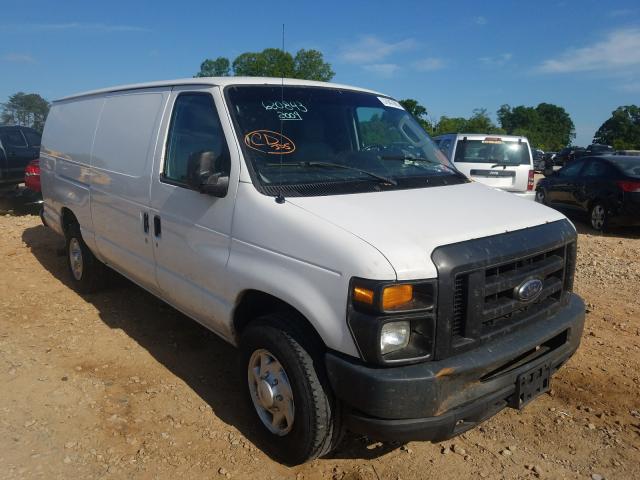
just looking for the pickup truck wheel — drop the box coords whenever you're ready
[65,224,106,293]
[589,202,608,231]
[240,316,342,465]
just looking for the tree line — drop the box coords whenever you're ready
[2,48,639,150]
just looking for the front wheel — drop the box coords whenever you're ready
[240,315,342,465]
[590,202,608,231]
[535,188,547,205]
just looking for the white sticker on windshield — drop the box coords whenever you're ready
[377,97,404,110]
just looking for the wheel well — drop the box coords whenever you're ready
[60,207,78,234]
[233,290,325,347]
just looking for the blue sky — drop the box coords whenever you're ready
[1,0,639,146]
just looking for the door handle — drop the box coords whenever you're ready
[153,215,161,237]
[143,212,149,233]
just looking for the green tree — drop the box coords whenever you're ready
[465,108,504,134]
[399,98,432,132]
[431,109,502,136]
[432,116,468,136]
[292,49,334,81]
[194,57,230,77]
[593,105,640,150]
[195,48,334,81]
[497,103,575,150]
[1,92,50,132]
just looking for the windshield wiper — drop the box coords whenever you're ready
[490,161,520,168]
[380,154,441,166]
[265,161,398,186]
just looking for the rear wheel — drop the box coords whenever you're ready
[65,224,107,293]
[589,202,608,231]
[240,314,342,465]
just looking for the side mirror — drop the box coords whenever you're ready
[199,173,229,197]
[187,151,230,198]
[543,167,554,177]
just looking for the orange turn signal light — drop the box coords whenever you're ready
[382,284,413,310]
[353,286,375,305]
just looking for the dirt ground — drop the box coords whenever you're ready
[1,192,639,480]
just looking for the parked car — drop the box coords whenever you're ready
[532,148,545,172]
[0,126,41,189]
[24,158,41,193]
[536,155,640,230]
[553,146,586,167]
[585,144,614,155]
[40,78,585,464]
[433,133,535,200]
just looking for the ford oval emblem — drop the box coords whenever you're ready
[515,278,543,302]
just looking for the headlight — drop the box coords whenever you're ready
[347,278,437,365]
[380,321,410,355]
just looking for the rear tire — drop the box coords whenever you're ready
[589,202,608,231]
[65,223,107,293]
[240,314,343,465]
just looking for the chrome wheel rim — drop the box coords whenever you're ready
[69,238,83,280]
[535,190,545,204]
[591,205,605,230]
[248,349,295,436]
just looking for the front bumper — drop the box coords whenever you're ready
[326,293,585,442]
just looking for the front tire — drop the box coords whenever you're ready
[65,224,107,293]
[535,188,547,205]
[240,314,342,465]
[589,202,608,231]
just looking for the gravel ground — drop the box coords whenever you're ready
[1,192,639,480]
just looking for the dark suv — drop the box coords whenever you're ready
[0,126,41,189]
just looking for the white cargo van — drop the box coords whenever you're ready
[433,133,536,200]
[41,78,584,464]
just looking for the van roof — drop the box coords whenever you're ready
[54,77,385,102]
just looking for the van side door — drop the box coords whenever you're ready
[90,89,168,292]
[149,86,239,336]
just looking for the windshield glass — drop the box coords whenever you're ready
[454,138,530,165]
[225,85,463,196]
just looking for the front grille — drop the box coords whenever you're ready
[453,244,570,341]
[431,220,578,360]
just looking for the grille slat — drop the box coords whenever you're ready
[452,275,467,337]
[484,255,564,296]
[451,244,571,342]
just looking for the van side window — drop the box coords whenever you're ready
[163,93,230,186]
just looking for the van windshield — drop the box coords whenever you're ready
[225,85,464,196]
[454,139,530,165]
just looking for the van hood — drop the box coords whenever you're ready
[286,182,568,280]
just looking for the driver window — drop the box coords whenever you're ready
[163,93,230,186]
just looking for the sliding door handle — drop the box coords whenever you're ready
[142,212,149,233]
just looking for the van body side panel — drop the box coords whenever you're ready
[89,89,168,291]
[226,182,398,356]
[40,97,104,245]
[148,86,239,335]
